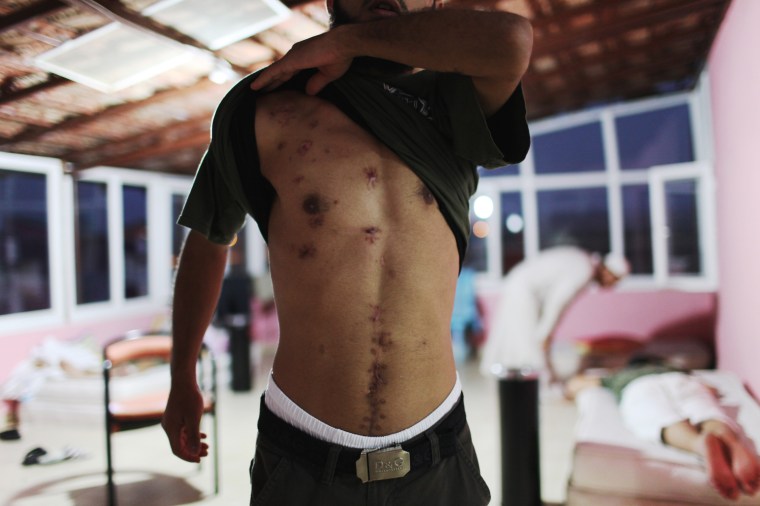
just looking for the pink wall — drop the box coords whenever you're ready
[0,311,168,385]
[479,288,716,345]
[708,0,760,396]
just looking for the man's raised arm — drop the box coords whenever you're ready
[251,5,532,116]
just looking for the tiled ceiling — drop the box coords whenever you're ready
[0,0,732,175]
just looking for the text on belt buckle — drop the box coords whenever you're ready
[355,446,411,483]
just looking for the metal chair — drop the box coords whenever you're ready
[103,333,218,506]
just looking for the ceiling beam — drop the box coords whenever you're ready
[70,129,211,171]
[0,0,68,33]
[67,115,211,170]
[0,75,69,106]
[532,0,726,58]
[526,29,710,90]
[1,78,221,146]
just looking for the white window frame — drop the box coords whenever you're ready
[649,162,717,290]
[473,84,716,291]
[0,153,66,333]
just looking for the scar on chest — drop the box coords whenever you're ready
[297,140,313,156]
[417,182,436,206]
[303,193,331,214]
[297,242,317,259]
[270,105,296,126]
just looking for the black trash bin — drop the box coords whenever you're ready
[498,368,541,506]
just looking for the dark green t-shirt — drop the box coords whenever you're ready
[600,364,679,401]
[179,68,530,267]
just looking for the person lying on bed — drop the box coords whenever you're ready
[565,356,760,501]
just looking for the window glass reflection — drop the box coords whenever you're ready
[622,185,654,274]
[0,170,51,315]
[537,187,610,253]
[616,104,694,170]
[76,181,110,304]
[665,179,701,275]
[533,122,605,174]
[479,164,519,178]
[171,193,186,274]
[123,185,148,299]
[500,192,524,276]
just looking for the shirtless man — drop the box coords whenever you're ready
[161,0,532,502]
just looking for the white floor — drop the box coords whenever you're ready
[0,355,577,505]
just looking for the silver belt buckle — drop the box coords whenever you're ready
[355,445,411,483]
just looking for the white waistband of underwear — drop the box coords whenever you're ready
[264,372,462,450]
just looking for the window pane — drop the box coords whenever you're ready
[0,170,51,315]
[171,193,186,273]
[77,181,110,304]
[622,185,653,274]
[478,164,519,178]
[533,122,605,174]
[462,198,493,272]
[537,187,610,253]
[123,185,148,299]
[499,192,524,275]
[665,179,701,275]
[616,104,694,170]
[464,213,488,272]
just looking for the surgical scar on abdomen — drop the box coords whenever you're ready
[363,304,392,434]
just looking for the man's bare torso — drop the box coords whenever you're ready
[255,89,459,436]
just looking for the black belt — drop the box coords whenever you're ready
[257,394,467,480]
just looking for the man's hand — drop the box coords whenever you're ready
[251,30,352,95]
[161,382,209,463]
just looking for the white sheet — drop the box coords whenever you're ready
[568,370,760,505]
[20,364,171,424]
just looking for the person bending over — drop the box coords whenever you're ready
[161,0,532,503]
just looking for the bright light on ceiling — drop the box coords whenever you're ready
[144,0,291,51]
[34,0,290,93]
[35,23,204,93]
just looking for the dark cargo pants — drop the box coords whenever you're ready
[249,396,491,506]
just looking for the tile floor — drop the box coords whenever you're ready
[0,355,577,506]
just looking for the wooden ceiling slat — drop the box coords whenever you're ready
[71,129,210,171]
[0,75,68,106]
[0,0,732,173]
[525,30,711,90]
[67,114,211,169]
[533,0,725,58]
[1,78,220,145]
[0,0,68,33]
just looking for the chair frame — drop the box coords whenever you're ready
[103,332,219,506]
